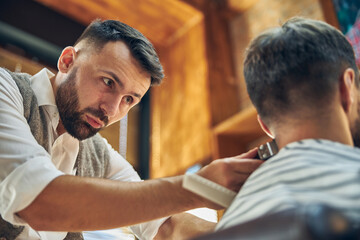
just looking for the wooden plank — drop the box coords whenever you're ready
[34,0,202,46]
[319,0,340,29]
[0,47,55,74]
[212,106,269,159]
[213,106,259,135]
[150,20,212,178]
[227,0,258,12]
[212,134,247,159]
[183,0,241,126]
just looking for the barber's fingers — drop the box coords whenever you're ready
[224,158,264,174]
[222,163,262,192]
[217,149,264,191]
[228,171,257,192]
[232,147,259,159]
[202,158,262,192]
[219,147,263,174]
[196,148,264,193]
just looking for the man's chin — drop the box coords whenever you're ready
[66,123,100,140]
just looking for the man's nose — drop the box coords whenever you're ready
[100,95,122,118]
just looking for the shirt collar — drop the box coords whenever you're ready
[30,68,60,132]
[29,68,56,107]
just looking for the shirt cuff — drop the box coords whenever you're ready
[0,156,64,224]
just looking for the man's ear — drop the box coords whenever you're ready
[340,68,356,113]
[57,46,77,73]
[257,115,274,139]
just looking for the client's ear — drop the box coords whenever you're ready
[257,115,274,139]
[340,68,356,113]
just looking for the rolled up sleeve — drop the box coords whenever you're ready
[0,68,64,225]
[0,157,64,224]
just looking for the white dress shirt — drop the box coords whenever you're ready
[0,68,167,240]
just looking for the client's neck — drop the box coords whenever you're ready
[273,110,353,149]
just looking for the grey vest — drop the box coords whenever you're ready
[0,69,110,240]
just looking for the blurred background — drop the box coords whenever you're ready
[0,0,359,181]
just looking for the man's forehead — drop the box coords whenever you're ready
[75,40,151,85]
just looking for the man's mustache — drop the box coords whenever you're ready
[82,107,109,127]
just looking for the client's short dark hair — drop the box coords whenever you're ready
[244,17,358,123]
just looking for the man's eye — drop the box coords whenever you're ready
[103,78,114,87]
[124,96,133,104]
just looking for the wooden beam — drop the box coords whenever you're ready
[212,106,269,159]
[319,0,340,29]
[0,47,55,74]
[150,20,212,178]
[34,0,202,47]
[213,106,259,136]
[183,0,242,126]
[227,0,258,12]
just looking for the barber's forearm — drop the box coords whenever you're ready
[17,175,204,232]
[155,212,215,240]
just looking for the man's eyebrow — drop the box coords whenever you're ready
[101,70,142,99]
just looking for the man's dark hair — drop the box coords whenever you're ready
[244,17,359,123]
[74,19,164,85]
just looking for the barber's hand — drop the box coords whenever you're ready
[196,148,263,193]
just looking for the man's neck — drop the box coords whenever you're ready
[274,110,353,149]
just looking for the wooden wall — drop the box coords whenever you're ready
[150,18,211,178]
[183,0,243,127]
[0,47,50,74]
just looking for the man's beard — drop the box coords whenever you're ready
[55,67,108,140]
